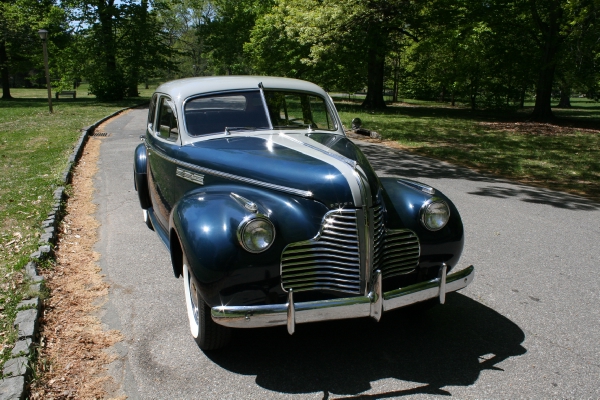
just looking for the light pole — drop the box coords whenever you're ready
[38,29,53,113]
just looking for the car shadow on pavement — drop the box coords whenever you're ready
[206,293,526,398]
[356,142,599,211]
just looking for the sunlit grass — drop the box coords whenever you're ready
[336,99,600,201]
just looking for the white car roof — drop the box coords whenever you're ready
[155,76,329,101]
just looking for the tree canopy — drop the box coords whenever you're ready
[2,0,599,119]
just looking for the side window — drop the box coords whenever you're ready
[157,97,178,142]
[147,94,157,132]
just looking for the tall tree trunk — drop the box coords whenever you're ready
[362,25,387,109]
[529,0,563,122]
[519,86,526,109]
[557,83,571,107]
[362,48,386,109]
[0,39,12,100]
[530,44,558,121]
[392,57,399,103]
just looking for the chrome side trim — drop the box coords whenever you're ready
[212,265,475,329]
[147,142,313,198]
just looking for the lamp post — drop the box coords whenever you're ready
[38,29,53,113]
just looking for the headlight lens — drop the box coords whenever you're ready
[238,217,275,253]
[421,200,450,231]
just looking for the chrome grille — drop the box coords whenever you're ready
[281,210,361,294]
[380,229,420,278]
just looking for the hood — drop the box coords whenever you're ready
[174,132,380,209]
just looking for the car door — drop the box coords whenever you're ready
[146,94,180,231]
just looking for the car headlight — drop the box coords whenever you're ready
[237,216,275,253]
[420,199,450,231]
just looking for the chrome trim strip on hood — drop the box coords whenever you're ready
[147,141,313,198]
[268,133,368,208]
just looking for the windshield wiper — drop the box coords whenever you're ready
[224,126,270,134]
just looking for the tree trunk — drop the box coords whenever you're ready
[557,84,571,108]
[530,41,559,120]
[519,86,526,109]
[529,0,563,122]
[0,39,12,100]
[392,57,399,103]
[362,47,386,109]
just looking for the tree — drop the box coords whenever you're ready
[0,0,65,99]
[528,0,599,121]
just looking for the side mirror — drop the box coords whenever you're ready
[351,117,362,130]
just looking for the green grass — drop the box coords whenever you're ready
[0,87,149,371]
[336,98,600,201]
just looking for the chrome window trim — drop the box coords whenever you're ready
[146,141,313,198]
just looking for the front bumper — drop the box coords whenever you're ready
[211,265,475,334]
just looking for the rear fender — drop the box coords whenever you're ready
[133,143,152,209]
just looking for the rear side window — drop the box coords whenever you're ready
[148,94,157,131]
[157,97,178,142]
[184,91,269,136]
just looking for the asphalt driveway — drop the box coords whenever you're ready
[94,108,600,398]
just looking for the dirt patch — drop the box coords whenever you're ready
[30,136,124,399]
[477,121,600,136]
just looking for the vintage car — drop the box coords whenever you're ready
[134,76,474,350]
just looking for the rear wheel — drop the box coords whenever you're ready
[183,256,231,350]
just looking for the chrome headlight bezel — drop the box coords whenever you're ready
[237,215,276,253]
[420,198,451,231]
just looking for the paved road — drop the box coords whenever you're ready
[94,108,600,399]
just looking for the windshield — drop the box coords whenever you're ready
[264,91,337,131]
[184,89,337,136]
[184,90,270,136]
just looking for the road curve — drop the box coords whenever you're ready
[94,108,600,399]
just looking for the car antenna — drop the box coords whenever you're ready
[258,82,263,89]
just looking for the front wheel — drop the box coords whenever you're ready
[183,256,231,350]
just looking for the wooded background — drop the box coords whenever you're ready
[1,0,599,121]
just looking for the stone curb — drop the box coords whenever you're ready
[0,104,144,400]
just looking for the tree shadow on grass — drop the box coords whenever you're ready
[356,141,600,211]
[206,293,526,398]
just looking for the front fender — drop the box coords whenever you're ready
[380,177,464,272]
[169,184,329,307]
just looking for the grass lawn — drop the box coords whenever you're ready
[335,97,600,202]
[0,87,150,371]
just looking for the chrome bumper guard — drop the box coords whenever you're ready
[211,265,474,334]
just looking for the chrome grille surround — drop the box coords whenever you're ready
[380,229,420,278]
[281,209,362,294]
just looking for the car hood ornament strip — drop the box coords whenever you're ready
[278,132,358,169]
[268,134,366,208]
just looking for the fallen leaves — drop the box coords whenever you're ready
[30,137,123,400]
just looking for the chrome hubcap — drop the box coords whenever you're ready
[189,278,199,325]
